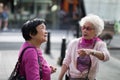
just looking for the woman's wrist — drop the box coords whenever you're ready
[91,51,96,56]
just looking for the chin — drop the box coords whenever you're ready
[45,40,47,42]
[83,36,88,39]
[83,36,91,39]
[43,39,46,42]
[39,38,46,43]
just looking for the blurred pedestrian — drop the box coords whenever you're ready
[114,21,120,34]
[58,14,110,80]
[0,3,9,31]
[18,18,56,80]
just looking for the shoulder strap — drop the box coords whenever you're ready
[18,46,34,62]
[18,46,43,79]
[86,40,97,79]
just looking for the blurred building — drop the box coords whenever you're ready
[0,0,58,29]
[85,0,120,35]
[58,0,85,29]
[85,0,120,21]
[0,0,120,30]
[9,0,54,28]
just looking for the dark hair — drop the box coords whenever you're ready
[21,18,45,41]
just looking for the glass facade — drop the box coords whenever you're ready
[2,0,120,29]
[8,0,56,29]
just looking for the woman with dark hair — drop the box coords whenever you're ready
[19,18,56,80]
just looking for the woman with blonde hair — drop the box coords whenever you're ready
[58,14,110,80]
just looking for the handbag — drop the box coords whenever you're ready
[8,47,42,80]
[65,74,70,80]
[65,69,90,80]
[65,56,91,80]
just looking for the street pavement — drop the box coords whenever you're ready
[0,29,120,80]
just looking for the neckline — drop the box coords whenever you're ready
[78,37,98,49]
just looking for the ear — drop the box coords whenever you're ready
[29,33,34,38]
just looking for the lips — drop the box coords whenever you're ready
[44,33,48,37]
[44,35,47,37]
[83,33,88,37]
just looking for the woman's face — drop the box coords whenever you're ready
[81,22,96,39]
[33,23,48,43]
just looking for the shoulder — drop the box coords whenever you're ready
[95,39,107,48]
[67,38,81,48]
[69,38,81,44]
[22,47,38,60]
[96,39,106,45]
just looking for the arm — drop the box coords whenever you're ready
[58,64,68,80]
[24,49,40,80]
[58,40,76,80]
[90,50,104,60]
[90,41,110,61]
[77,41,110,61]
[77,49,104,60]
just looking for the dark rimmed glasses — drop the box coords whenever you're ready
[81,26,95,31]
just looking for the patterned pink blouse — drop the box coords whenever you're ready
[19,42,51,80]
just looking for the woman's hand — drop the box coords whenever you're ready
[50,66,57,74]
[77,49,88,57]
[77,49,104,60]
[77,49,95,57]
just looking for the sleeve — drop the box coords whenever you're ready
[23,48,40,80]
[98,41,110,61]
[63,39,76,67]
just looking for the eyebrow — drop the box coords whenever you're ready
[40,24,46,29]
